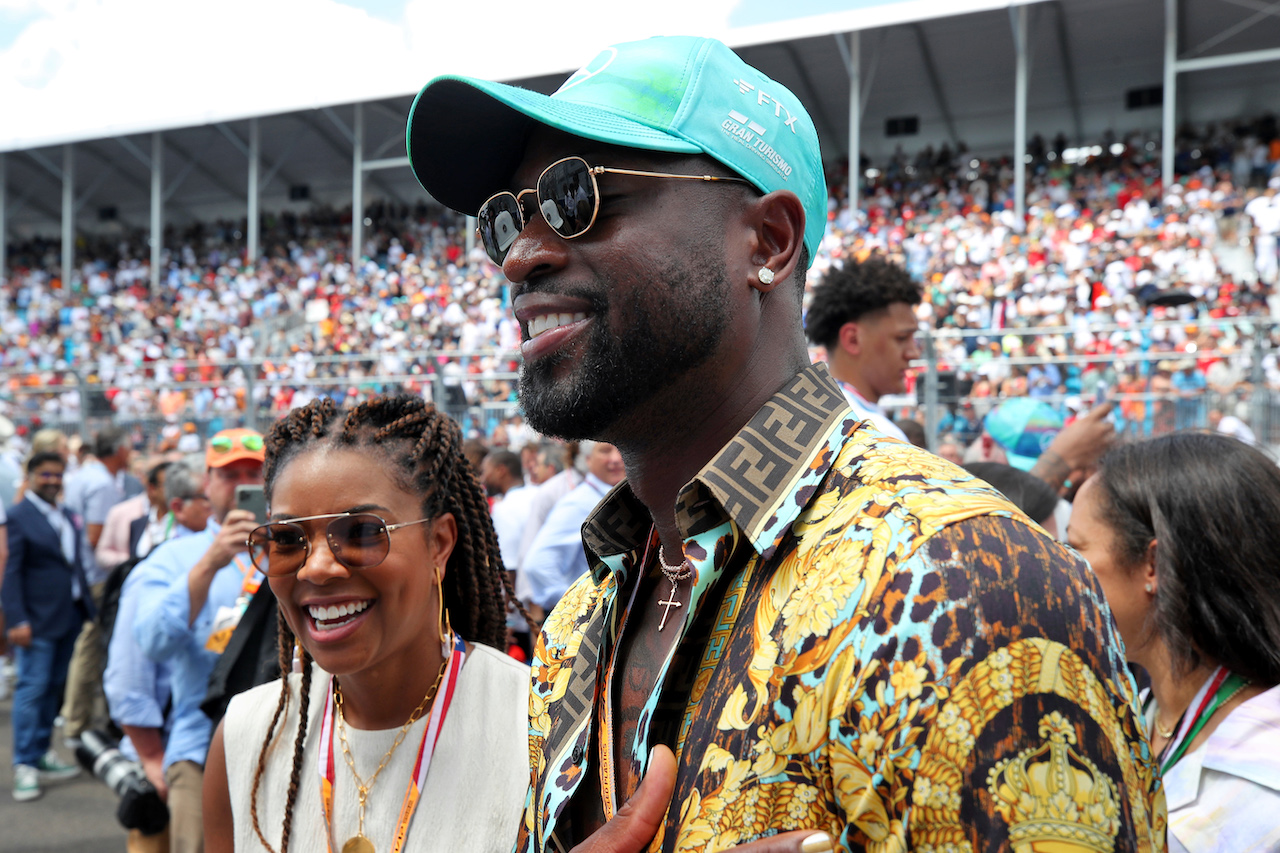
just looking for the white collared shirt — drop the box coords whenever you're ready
[27,491,76,565]
[26,491,82,601]
[836,379,910,442]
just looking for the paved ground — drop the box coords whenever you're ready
[0,696,128,853]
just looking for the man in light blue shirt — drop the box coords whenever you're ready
[522,442,625,612]
[63,426,132,583]
[132,430,263,853]
[104,460,212,829]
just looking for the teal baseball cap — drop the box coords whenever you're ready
[983,398,1064,471]
[406,35,826,265]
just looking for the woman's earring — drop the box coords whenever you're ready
[757,266,775,285]
[436,568,454,656]
[1145,583,1153,593]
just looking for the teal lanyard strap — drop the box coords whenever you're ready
[1159,672,1249,775]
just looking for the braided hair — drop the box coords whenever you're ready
[248,394,533,852]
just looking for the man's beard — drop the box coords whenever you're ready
[519,259,732,440]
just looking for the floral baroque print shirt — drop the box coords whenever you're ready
[516,363,1166,853]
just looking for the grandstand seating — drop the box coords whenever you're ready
[2,115,1279,448]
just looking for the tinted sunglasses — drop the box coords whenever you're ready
[247,512,433,577]
[210,434,264,454]
[477,156,752,265]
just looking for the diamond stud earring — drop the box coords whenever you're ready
[758,266,775,285]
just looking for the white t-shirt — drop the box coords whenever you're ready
[491,484,535,571]
[836,380,909,443]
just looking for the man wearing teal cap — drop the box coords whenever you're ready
[408,36,1162,853]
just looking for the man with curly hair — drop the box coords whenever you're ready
[805,258,922,442]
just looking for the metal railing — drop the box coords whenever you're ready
[5,316,1278,450]
[913,316,1277,449]
[1,349,524,441]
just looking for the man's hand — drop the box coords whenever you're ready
[1033,402,1116,492]
[203,509,259,572]
[123,725,169,802]
[6,623,32,648]
[1049,402,1117,471]
[569,745,677,853]
[568,745,835,853]
[141,754,168,801]
[188,509,260,624]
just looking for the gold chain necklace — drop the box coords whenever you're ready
[332,655,449,849]
[1153,677,1250,740]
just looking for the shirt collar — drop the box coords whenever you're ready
[27,491,63,517]
[582,362,854,573]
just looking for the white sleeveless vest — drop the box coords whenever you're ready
[224,644,530,852]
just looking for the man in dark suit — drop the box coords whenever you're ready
[2,451,93,802]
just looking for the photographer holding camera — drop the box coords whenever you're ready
[130,430,264,853]
[102,460,213,851]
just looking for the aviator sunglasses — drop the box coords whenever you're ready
[477,155,752,265]
[246,512,433,577]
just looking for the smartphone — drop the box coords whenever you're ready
[1095,381,1109,406]
[235,484,268,524]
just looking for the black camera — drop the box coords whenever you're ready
[74,729,169,836]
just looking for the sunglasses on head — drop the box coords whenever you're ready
[246,512,433,577]
[211,434,264,454]
[477,155,752,266]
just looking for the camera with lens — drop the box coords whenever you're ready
[75,729,169,835]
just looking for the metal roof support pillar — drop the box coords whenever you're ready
[248,118,260,263]
[352,103,364,268]
[62,144,74,290]
[0,153,7,285]
[1163,0,1178,194]
[150,132,163,292]
[847,30,862,217]
[1012,4,1028,233]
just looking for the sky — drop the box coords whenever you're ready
[0,0,1020,152]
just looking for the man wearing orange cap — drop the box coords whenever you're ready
[129,429,264,853]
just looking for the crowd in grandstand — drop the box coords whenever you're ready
[3,115,1280,448]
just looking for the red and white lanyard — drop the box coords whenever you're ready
[317,636,466,853]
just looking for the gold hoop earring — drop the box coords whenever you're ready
[436,568,454,656]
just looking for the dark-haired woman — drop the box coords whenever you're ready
[1067,432,1280,853]
[203,396,530,853]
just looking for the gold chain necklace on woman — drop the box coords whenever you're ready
[332,655,449,853]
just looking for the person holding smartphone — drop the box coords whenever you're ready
[130,428,265,853]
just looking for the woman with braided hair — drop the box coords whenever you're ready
[203,395,531,853]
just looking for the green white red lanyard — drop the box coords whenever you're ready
[1156,666,1249,776]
